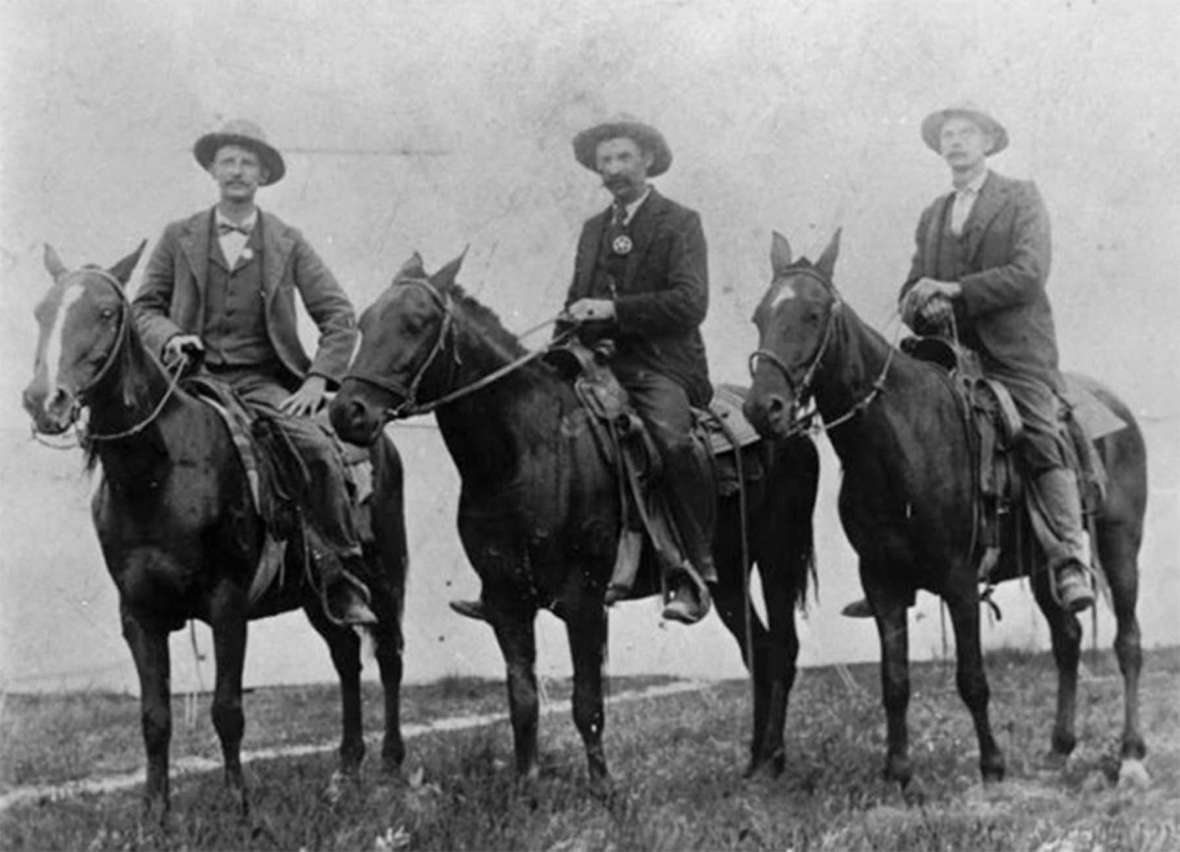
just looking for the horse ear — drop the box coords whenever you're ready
[814,228,842,281]
[770,231,793,275]
[397,252,426,280]
[429,245,468,292]
[108,240,147,287]
[43,244,68,280]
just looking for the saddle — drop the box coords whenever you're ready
[544,340,765,600]
[184,376,372,606]
[902,336,1125,584]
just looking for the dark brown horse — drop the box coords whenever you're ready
[329,253,819,792]
[21,244,410,818]
[743,231,1148,791]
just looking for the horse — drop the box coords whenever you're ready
[21,244,410,818]
[328,252,820,792]
[743,230,1148,791]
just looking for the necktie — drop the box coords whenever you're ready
[218,222,251,236]
[951,188,975,234]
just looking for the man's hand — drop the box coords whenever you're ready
[162,334,204,367]
[281,375,327,417]
[900,278,961,327]
[566,298,616,323]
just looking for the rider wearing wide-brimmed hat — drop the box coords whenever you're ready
[133,118,375,625]
[844,103,1093,617]
[451,114,716,625]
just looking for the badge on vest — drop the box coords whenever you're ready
[611,234,633,256]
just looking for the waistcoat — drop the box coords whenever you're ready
[202,222,274,367]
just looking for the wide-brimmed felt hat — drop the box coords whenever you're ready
[572,115,672,176]
[921,104,1009,156]
[193,119,286,185]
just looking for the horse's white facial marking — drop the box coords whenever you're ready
[770,280,797,310]
[43,281,84,406]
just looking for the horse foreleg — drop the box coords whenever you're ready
[489,600,540,781]
[1031,567,1082,758]
[209,589,249,815]
[760,571,799,778]
[564,599,610,795]
[368,592,406,776]
[944,590,1004,781]
[711,528,773,776]
[121,605,171,820]
[1099,522,1148,780]
[304,604,366,778]
[866,577,913,789]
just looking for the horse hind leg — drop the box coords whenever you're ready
[1097,520,1149,785]
[121,605,172,821]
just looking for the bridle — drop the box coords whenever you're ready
[36,268,184,445]
[747,266,895,436]
[343,277,567,420]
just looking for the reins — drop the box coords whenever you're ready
[344,277,573,419]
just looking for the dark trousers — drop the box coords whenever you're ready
[208,364,362,557]
[983,361,1067,474]
[615,366,715,578]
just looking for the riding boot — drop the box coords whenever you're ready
[1030,467,1095,614]
[449,598,488,621]
[659,442,716,625]
[308,533,377,625]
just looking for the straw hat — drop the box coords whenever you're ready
[921,104,1009,156]
[193,119,286,185]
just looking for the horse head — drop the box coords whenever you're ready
[22,242,146,435]
[743,229,842,439]
[331,250,466,445]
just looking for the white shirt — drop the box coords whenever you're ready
[613,186,652,226]
[215,209,258,267]
[950,170,988,235]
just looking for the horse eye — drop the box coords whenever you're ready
[100,308,116,321]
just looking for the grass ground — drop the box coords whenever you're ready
[1,648,1177,850]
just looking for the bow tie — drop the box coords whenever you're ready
[217,222,252,236]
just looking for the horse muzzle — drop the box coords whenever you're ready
[329,389,389,447]
[743,390,795,440]
[22,382,79,436]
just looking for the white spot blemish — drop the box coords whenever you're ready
[770,282,797,310]
[43,282,84,407]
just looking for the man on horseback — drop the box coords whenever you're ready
[451,115,716,624]
[132,119,377,625]
[851,103,1093,615]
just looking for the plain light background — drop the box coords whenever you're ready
[1,0,1177,693]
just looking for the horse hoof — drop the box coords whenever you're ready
[325,769,360,804]
[901,778,926,807]
[1117,758,1151,790]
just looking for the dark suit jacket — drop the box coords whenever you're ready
[133,208,357,387]
[900,171,1059,384]
[566,189,711,406]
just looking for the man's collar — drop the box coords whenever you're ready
[215,206,259,231]
[614,185,652,225]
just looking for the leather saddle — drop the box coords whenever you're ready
[544,340,765,599]
[902,336,1125,584]
[183,376,371,606]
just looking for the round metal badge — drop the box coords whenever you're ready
[611,234,633,256]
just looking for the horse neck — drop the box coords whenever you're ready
[813,303,963,467]
[84,324,185,476]
[431,317,562,487]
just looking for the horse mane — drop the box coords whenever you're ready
[443,280,529,361]
[81,273,166,472]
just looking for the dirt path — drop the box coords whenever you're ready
[0,679,710,811]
